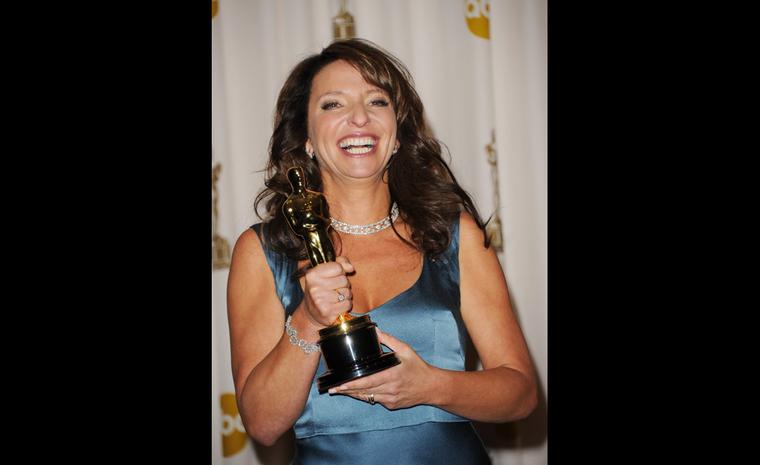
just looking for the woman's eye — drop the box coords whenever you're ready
[320,101,340,110]
[370,99,390,107]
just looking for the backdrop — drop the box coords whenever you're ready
[212,1,546,463]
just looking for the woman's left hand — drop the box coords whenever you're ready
[328,328,438,410]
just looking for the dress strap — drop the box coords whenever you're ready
[250,223,303,315]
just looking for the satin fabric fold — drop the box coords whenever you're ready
[294,421,491,465]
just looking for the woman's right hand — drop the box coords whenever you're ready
[302,256,355,327]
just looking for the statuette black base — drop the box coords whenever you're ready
[317,315,401,394]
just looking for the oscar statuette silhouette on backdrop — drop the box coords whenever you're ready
[283,166,400,394]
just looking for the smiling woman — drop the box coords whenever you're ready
[226,38,538,465]
[305,60,398,182]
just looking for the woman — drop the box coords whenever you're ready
[227,38,537,464]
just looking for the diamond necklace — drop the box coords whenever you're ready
[330,202,399,235]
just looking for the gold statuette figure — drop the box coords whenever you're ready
[282,167,399,393]
[282,167,350,324]
[282,166,336,267]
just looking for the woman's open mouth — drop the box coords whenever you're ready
[338,136,378,156]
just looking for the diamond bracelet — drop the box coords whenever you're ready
[285,315,320,354]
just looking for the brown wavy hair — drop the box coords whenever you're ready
[254,38,489,260]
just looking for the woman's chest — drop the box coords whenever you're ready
[338,238,421,310]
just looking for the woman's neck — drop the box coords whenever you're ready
[321,176,392,225]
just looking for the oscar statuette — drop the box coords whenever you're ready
[283,166,401,394]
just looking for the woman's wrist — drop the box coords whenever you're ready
[289,305,324,342]
[425,365,452,408]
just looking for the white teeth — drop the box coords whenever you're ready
[344,146,373,154]
[339,137,376,149]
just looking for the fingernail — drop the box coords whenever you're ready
[328,388,336,394]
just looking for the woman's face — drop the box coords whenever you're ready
[306,60,398,183]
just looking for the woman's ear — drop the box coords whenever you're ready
[305,140,314,159]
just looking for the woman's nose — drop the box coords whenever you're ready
[348,105,369,127]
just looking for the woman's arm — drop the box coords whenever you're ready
[227,229,353,445]
[331,213,537,422]
[429,212,538,421]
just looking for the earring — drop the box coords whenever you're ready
[306,148,315,160]
[392,143,400,154]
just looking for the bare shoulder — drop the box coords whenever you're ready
[231,227,265,263]
[227,226,277,310]
[458,211,490,255]
[458,211,506,297]
[229,225,281,279]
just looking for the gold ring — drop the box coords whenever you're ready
[367,393,375,405]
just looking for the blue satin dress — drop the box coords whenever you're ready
[251,220,491,465]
